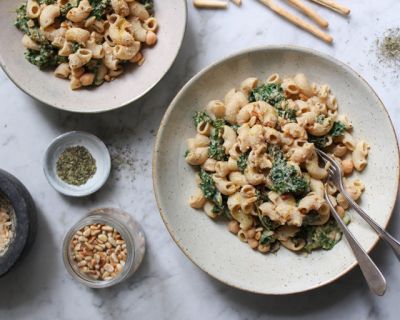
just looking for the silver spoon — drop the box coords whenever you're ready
[324,185,387,296]
[317,149,400,260]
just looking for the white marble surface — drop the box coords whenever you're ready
[1,1,400,319]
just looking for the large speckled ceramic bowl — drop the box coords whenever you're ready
[0,0,186,113]
[153,46,400,295]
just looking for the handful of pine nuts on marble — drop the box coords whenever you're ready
[70,223,127,281]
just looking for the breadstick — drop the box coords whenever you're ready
[231,0,242,6]
[193,0,228,9]
[257,0,333,43]
[308,0,350,15]
[287,0,328,28]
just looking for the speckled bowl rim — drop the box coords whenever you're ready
[0,0,188,114]
[43,131,111,197]
[152,45,400,295]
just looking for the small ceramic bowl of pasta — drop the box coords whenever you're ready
[153,46,400,295]
[0,0,187,112]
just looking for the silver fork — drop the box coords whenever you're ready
[324,186,386,296]
[317,149,400,260]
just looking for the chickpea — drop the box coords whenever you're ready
[342,159,354,175]
[145,31,157,46]
[258,244,270,253]
[228,220,240,235]
[248,239,259,249]
[245,228,256,239]
[80,73,95,86]
[336,205,345,219]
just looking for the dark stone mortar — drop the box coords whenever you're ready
[0,169,37,277]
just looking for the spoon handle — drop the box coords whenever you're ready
[338,183,400,261]
[325,188,387,296]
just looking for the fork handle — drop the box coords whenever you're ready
[338,184,400,261]
[326,190,387,295]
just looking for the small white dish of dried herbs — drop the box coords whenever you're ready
[43,131,111,197]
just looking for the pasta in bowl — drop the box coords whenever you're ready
[185,74,369,254]
[153,46,399,294]
[15,0,158,90]
[0,0,187,112]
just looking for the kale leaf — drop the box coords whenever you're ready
[15,4,30,34]
[25,45,67,69]
[308,121,346,149]
[249,83,285,106]
[208,119,227,161]
[260,230,276,245]
[199,169,230,219]
[249,84,297,121]
[39,0,57,4]
[316,114,325,124]
[275,102,297,121]
[139,0,154,14]
[193,111,212,128]
[71,42,81,53]
[90,0,111,20]
[199,169,217,200]
[308,134,329,149]
[268,147,309,196]
[237,152,249,172]
[302,218,342,252]
[329,121,346,137]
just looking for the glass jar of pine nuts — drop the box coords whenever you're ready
[62,208,145,288]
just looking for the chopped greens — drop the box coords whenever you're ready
[209,119,227,161]
[198,170,230,219]
[199,169,217,200]
[139,0,154,14]
[60,2,75,17]
[193,111,212,127]
[275,101,297,121]
[25,45,67,69]
[301,218,342,252]
[192,112,227,161]
[330,121,346,137]
[90,0,110,20]
[39,0,56,4]
[249,83,285,106]
[260,230,276,245]
[316,114,325,124]
[259,215,277,231]
[308,134,329,149]
[72,42,81,53]
[308,121,346,149]
[184,150,190,158]
[237,152,249,172]
[302,211,321,225]
[230,124,240,132]
[268,147,309,196]
[256,187,270,203]
[249,84,297,121]
[15,4,30,34]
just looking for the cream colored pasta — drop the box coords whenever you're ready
[15,0,158,90]
[26,0,41,19]
[22,34,40,51]
[186,75,368,254]
[352,140,369,171]
[39,4,60,28]
[54,63,70,79]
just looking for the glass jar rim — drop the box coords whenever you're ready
[62,211,135,288]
